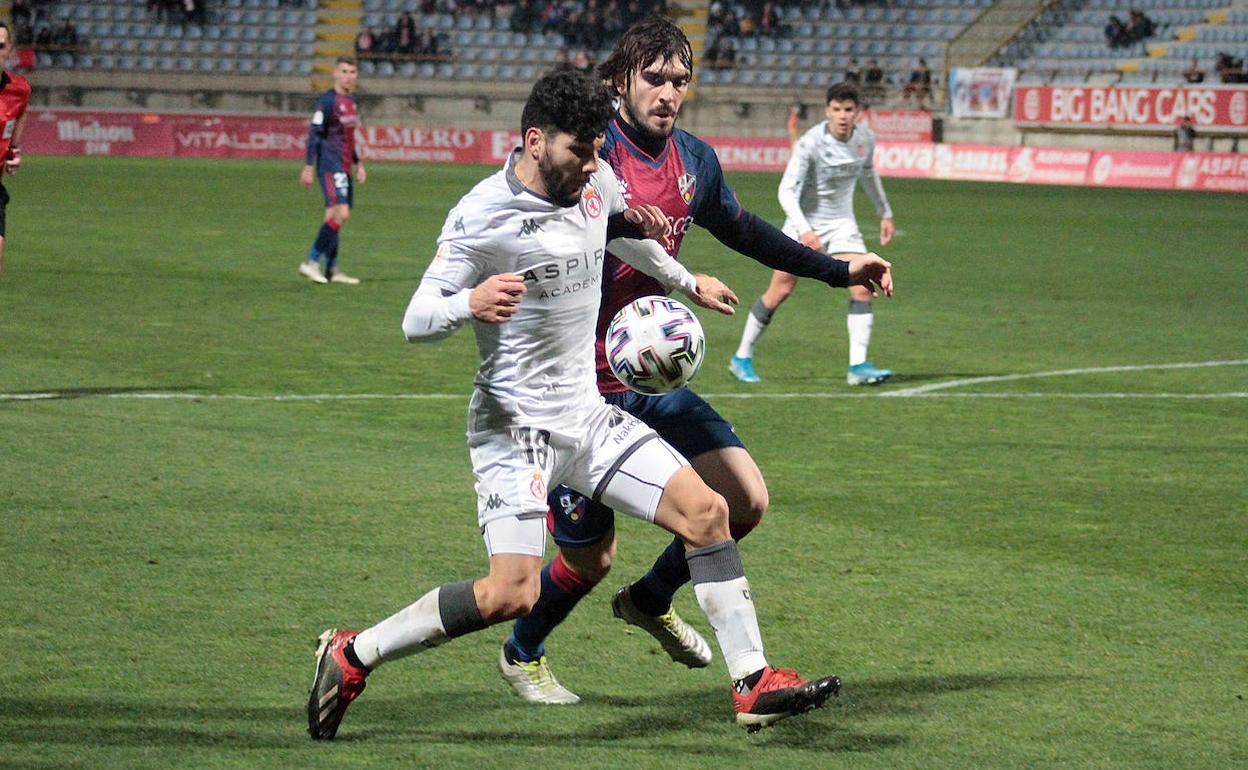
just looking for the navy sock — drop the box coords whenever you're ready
[326,240,339,274]
[309,221,337,263]
[629,536,689,616]
[508,554,595,662]
[630,520,760,617]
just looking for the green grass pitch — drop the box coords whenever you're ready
[2,156,1245,769]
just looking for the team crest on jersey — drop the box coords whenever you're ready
[530,471,546,498]
[856,141,868,159]
[582,188,603,218]
[677,173,697,204]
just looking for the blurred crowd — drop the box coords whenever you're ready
[1103,9,1154,49]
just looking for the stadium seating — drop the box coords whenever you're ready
[996,0,1246,85]
[32,0,317,75]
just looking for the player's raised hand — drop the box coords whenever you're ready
[688,274,738,316]
[300,165,314,188]
[622,204,668,241]
[799,230,823,252]
[847,252,893,298]
[879,217,895,246]
[470,273,527,323]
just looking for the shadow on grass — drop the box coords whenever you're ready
[0,671,1056,754]
[1,386,202,401]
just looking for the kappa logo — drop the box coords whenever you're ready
[677,173,696,203]
[453,216,465,233]
[518,218,543,237]
[484,493,506,510]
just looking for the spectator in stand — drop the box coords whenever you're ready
[1104,15,1127,48]
[355,27,375,58]
[395,11,417,55]
[571,49,592,73]
[759,1,782,37]
[903,58,931,108]
[1183,58,1204,83]
[418,28,440,60]
[845,57,861,84]
[11,0,32,27]
[1215,52,1247,83]
[1123,10,1154,46]
[1174,115,1196,152]
[511,0,537,33]
[863,58,885,103]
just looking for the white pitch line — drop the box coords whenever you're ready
[2,360,1246,404]
[882,359,1248,397]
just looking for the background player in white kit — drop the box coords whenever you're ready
[306,69,841,741]
[731,81,896,386]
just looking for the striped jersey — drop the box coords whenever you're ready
[595,115,744,393]
[305,89,358,173]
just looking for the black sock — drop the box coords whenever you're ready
[733,668,765,694]
[343,640,370,672]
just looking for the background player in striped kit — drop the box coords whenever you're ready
[299,56,365,285]
[731,81,897,386]
[496,18,892,708]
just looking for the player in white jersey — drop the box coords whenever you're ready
[306,69,841,740]
[731,82,896,386]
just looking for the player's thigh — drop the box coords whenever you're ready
[689,446,767,525]
[765,270,800,301]
[319,169,353,207]
[469,426,570,557]
[651,465,730,547]
[561,403,685,526]
[608,388,744,461]
[329,203,351,224]
[547,485,616,551]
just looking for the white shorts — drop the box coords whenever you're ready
[470,400,688,557]
[783,218,866,256]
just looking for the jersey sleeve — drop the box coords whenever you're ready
[777,130,816,234]
[305,93,331,166]
[685,137,744,232]
[857,132,893,220]
[402,204,499,341]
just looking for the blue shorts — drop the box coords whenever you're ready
[319,168,353,207]
[546,388,745,548]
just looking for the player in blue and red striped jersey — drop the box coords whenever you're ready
[299,56,365,285]
[0,22,32,277]
[496,17,892,728]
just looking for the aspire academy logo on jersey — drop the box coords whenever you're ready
[518,218,543,237]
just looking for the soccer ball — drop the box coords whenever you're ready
[605,296,705,395]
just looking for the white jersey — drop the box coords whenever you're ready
[778,122,892,240]
[417,151,625,429]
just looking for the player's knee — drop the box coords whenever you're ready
[730,485,768,533]
[332,207,350,225]
[680,490,731,548]
[477,574,541,622]
[560,538,615,583]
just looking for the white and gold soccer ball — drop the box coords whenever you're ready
[605,296,705,395]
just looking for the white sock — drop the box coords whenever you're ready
[353,586,449,668]
[735,298,775,360]
[692,576,768,681]
[847,302,873,366]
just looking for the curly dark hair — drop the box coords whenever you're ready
[826,81,862,105]
[521,68,615,141]
[598,15,693,94]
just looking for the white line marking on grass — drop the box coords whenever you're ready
[3,361,1245,404]
[882,360,1248,397]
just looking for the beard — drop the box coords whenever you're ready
[538,151,586,208]
[622,95,674,145]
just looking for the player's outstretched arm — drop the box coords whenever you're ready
[689,274,738,316]
[846,252,893,298]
